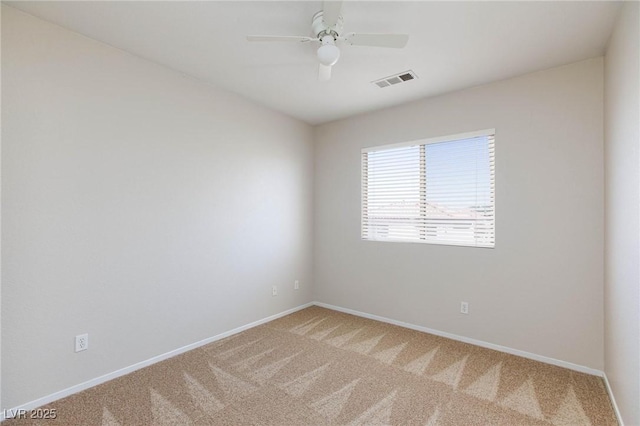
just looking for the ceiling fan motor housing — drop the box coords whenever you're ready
[312,11,344,39]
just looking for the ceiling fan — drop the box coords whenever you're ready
[246,1,409,81]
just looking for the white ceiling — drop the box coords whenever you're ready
[6,1,621,125]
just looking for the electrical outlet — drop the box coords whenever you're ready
[272,285,278,296]
[294,280,299,290]
[75,334,89,352]
[460,302,469,314]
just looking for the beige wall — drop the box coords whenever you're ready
[314,58,604,370]
[1,6,314,409]
[604,2,640,424]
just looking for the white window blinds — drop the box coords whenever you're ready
[361,130,495,248]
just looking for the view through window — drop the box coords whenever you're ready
[361,130,495,248]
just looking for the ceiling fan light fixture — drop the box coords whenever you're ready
[317,37,340,66]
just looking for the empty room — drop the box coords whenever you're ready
[1,1,639,425]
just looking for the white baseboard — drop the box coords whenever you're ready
[602,373,625,426]
[313,301,604,377]
[0,302,314,421]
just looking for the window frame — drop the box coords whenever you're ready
[361,128,495,248]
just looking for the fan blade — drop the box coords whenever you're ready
[343,33,409,48]
[318,64,332,81]
[246,35,316,43]
[322,1,343,28]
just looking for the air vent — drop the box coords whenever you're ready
[372,70,417,88]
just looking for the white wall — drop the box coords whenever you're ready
[1,6,314,409]
[314,58,604,370]
[0,3,3,412]
[604,2,640,424]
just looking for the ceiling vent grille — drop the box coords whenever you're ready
[373,70,417,88]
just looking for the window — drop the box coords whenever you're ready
[361,130,495,248]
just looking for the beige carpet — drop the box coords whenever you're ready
[6,306,617,425]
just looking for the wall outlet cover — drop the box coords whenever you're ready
[75,334,89,352]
